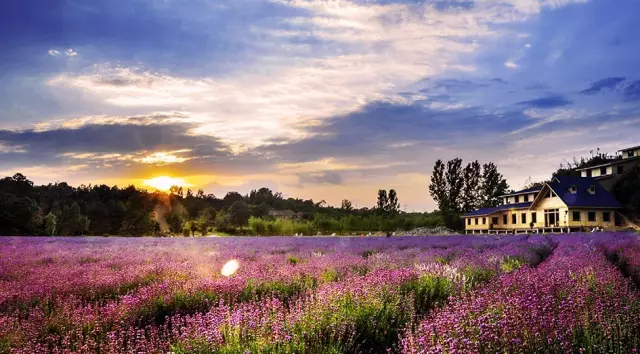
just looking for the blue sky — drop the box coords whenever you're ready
[1,0,640,211]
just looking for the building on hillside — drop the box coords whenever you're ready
[268,209,305,220]
[620,145,640,159]
[463,176,624,234]
[574,145,640,191]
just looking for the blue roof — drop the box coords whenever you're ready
[463,202,533,217]
[548,176,622,208]
[501,185,542,197]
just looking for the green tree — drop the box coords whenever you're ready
[0,193,40,235]
[183,220,198,237]
[429,159,449,212]
[386,189,400,215]
[341,199,353,211]
[251,202,271,218]
[44,212,57,236]
[376,190,388,214]
[461,160,482,212]
[445,158,464,213]
[614,164,640,213]
[480,162,510,208]
[228,200,251,227]
[197,208,217,236]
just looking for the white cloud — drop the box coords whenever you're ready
[0,143,27,153]
[504,60,518,69]
[65,48,78,57]
[46,0,587,153]
[48,49,61,57]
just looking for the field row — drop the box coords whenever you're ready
[0,234,639,353]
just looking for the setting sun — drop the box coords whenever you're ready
[143,176,189,191]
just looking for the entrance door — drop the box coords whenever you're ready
[615,212,623,227]
[545,209,559,227]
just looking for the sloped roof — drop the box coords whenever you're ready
[463,202,532,217]
[574,156,637,171]
[548,176,622,208]
[500,186,542,197]
[619,144,640,152]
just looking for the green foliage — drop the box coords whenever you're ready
[0,192,41,235]
[429,158,509,227]
[240,276,317,305]
[400,274,454,314]
[228,201,251,227]
[320,268,343,283]
[500,257,525,273]
[376,190,388,213]
[614,163,640,214]
[340,199,353,211]
[0,173,445,236]
[43,212,57,236]
[462,266,496,289]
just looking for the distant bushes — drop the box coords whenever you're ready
[248,217,314,236]
[247,212,445,236]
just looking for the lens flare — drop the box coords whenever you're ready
[221,259,240,277]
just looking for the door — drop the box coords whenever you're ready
[546,213,555,227]
[615,212,622,227]
[545,209,559,227]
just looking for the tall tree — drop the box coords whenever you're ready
[228,200,251,226]
[461,160,482,212]
[445,158,464,213]
[480,162,510,208]
[429,159,449,212]
[376,190,388,213]
[341,199,353,211]
[386,189,400,215]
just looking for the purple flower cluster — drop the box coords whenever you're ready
[0,234,637,353]
[402,233,640,354]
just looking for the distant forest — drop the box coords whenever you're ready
[0,174,444,236]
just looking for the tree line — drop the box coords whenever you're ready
[429,159,509,228]
[0,173,444,236]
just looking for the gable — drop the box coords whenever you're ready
[528,183,567,211]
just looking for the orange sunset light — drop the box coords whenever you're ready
[143,176,190,191]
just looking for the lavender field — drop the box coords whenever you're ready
[1,234,639,354]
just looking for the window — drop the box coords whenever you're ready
[521,213,526,224]
[569,185,577,194]
[524,194,529,202]
[503,214,508,224]
[467,218,471,225]
[492,217,499,225]
[600,167,607,175]
[475,218,479,225]
[504,198,509,205]
[482,217,486,225]
[572,211,581,222]
[587,186,596,195]
[515,195,519,203]
[587,170,592,177]
[603,212,611,222]
[511,214,517,224]
[617,165,624,174]
[628,151,634,158]
[588,211,596,222]
[531,212,537,223]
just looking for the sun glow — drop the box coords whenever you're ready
[143,176,189,191]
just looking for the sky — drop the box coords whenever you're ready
[1,0,640,211]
